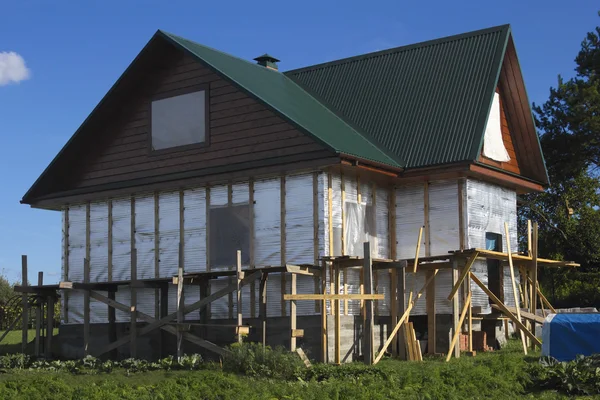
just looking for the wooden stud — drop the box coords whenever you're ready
[237,250,243,344]
[341,174,347,315]
[34,272,43,357]
[284,294,384,301]
[531,222,539,349]
[46,294,54,358]
[205,187,211,318]
[63,207,70,324]
[313,172,320,313]
[467,269,473,352]
[334,262,341,364]
[363,242,374,365]
[281,176,286,317]
[446,292,472,361]
[177,243,184,360]
[505,222,527,354]
[504,318,510,341]
[327,173,334,318]
[451,260,460,358]
[228,184,234,320]
[130,196,137,359]
[403,323,414,361]
[458,179,465,250]
[527,220,532,256]
[259,273,268,349]
[108,291,117,360]
[198,280,208,340]
[447,252,479,301]
[155,193,160,319]
[249,179,256,318]
[297,348,312,368]
[407,227,424,303]
[83,259,90,356]
[426,270,436,354]
[108,200,113,282]
[389,186,398,356]
[290,272,297,351]
[371,182,378,316]
[320,260,328,362]
[397,261,407,360]
[470,272,541,346]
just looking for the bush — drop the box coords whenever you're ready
[222,342,304,380]
[528,354,600,396]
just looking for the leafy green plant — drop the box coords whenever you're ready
[528,354,600,395]
[223,342,304,380]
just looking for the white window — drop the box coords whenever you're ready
[151,90,207,151]
[482,92,511,162]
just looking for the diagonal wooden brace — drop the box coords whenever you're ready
[447,251,479,301]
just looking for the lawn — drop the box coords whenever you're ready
[0,339,587,399]
[0,329,59,355]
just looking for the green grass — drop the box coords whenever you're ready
[0,329,59,355]
[0,340,585,399]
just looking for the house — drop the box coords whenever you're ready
[21,24,549,361]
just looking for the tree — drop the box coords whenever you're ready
[519,13,600,307]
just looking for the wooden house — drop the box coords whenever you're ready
[21,25,551,361]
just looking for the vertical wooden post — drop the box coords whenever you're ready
[451,259,460,358]
[389,186,398,356]
[236,250,243,344]
[259,272,268,349]
[130,248,137,359]
[363,242,374,365]
[63,207,70,323]
[228,185,234,320]
[397,261,407,360]
[108,291,117,360]
[83,259,90,356]
[426,270,436,354]
[341,174,347,315]
[390,269,398,356]
[467,266,473,352]
[46,294,54,358]
[154,192,160,319]
[531,222,539,349]
[176,243,184,360]
[290,272,297,351]
[334,262,341,364]
[313,172,320,313]
[280,176,287,317]
[249,179,256,318]
[458,179,465,250]
[34,272,43,357]
[198,280,208,339]
[206,187,211,318]
[321,260,328,363]
[505,223,527,354]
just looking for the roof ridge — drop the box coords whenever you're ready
[285,24,510,75]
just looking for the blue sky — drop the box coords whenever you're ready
[0,0,597,284]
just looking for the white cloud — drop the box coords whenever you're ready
[0,51,30,86]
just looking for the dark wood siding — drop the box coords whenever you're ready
[71,48,334,190]
[479,87,521,175]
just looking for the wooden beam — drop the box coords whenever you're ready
[505,222,527,354]
[130,248,138,358]
[206,186,211,273]
[531,222,539,349]
[249,179,256,318]
[363,242,374,365]
[228,185,234,320]
[290,272,297,351]
[237,250,243,344]
[46,295,54,358]
[334,263,340,364]
[426,270,436,354]
[34,272,43,357]
[281,176,286,317]
[108,291,117,360]
[21,255,28,354]
[491,305,545,324]
[284,294,385,301]
[108,200,113,282]
[447,252,479,301]
[313,172,320,313]
[177,244,184,360]
[469,272,541,346]
[341,174,347,315]
[259,272,268,349]
[320,260,327,363]
[284,265,321,276]
[397,261,406,360]
[451,260,460,358]
[63,207,69,324]
[446,292,472,361]
[389,186,398,356]
[458,179,465,250]
[83,259,90,356]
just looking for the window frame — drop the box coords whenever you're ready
[148,84,211,155]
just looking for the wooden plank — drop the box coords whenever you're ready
[228,184,234,320]
[290,272,297,351]
[397,261,407,360]
[237,250,243,344]
[341,174,347,315]
[177,244,184,360]
[320,260,327,363]
[108,291,117,360]
[491,305,545,324]
[313,172,320,313]
[373,269,438,364]
[446,292,472,361]
[83,259,90,356]
[469,272,541,345]
[334,263,341,364]
[426,270,436,354]
[259,272,268,349]
[407,227,424,305]
[363,242,374,365]
[451,260,460,358]
[46,295,54,358]
[505,222,527,354]
[281,176,286,317]
[531,222,539,349]
[34,272,43,357]
[389,186,398,356]
[403,322,414,361]
[249,178,256,318]
[21,255,28,354]
[130,248,138,358]
[296,348,312,368]
[284,294,385,301]
[467,272,473,352]
[447,252,479,301]
[458,179,465,250]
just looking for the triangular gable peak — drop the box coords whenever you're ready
[476,34,548,185]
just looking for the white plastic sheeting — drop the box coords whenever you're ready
[112,198,131,281]
[285,174,314,265]
[89,202,109,283]
[395,185,426,259]
[375,187,389,259]
[466,178,518,313]
[158,192,180,277]
[429,181,460,255]
[254,178,281,267]
[483,92,511,162]
[183,188,206,273]
[135,195,155,280]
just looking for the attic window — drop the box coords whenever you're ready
[151,88,208,151]
[482,92,511,162]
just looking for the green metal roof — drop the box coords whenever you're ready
[286,25,511,169]
[160,31,401,168]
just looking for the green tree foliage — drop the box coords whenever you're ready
[519,13,600,307]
